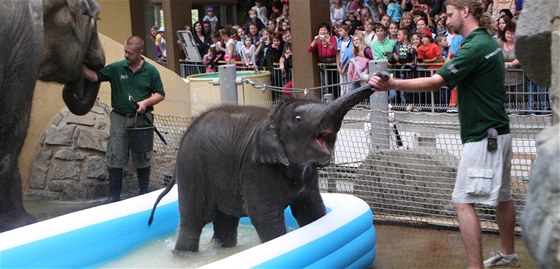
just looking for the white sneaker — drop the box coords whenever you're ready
[483,251,520,268]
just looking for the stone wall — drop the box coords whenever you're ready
[516,0,560,268]
[24,101,142,200]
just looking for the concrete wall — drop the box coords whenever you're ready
[96,0,133,44]
[19,33,191,188]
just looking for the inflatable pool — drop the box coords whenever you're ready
[0,188,375,268]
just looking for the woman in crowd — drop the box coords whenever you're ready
[495,14,513,40]
[191,21,211,59]
[330,0,346,25]
[307,23,338,63]
[498,22,524,112]
[362,18,377,47]
[399,11,415,33]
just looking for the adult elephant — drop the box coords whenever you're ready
[149,79,386,253]
[0,0,105,232]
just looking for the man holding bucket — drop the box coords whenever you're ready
[83,36,165,203]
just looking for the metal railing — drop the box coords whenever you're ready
[179,62,551,114]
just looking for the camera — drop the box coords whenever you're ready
[382,51,392,56]
[319,35,325,40]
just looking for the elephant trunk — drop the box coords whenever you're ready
[322,85,374,132]
[62,78,101,115]
[62,16,105,116]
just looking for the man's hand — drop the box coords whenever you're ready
[368,73,393,92]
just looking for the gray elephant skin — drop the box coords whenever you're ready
[0,0,105,232]
[149,85,375,252]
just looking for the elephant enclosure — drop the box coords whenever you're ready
[145,101,545,268]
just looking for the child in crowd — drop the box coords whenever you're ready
[241,36,256,69]
[388,21,399,41]
[252,0,268,25]
[264,33,284,68]
[244,9,266,34]
[348,33,373,88]
[379,14,391,28]
[203,7,218,35]
[389,28,414,105]
[220,26,237,64]
[417,33,443,70]
[279,43,293,90]
[434,34,449,59]
[390,28,414,64]
[255,28,272,67]
[385,0,402,24]
[235,27,246,60]
[202,46,221,73]
[336,24,353,96]
[370,23,396,61]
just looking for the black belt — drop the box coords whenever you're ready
[113,110,139,118]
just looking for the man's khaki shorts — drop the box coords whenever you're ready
[452,134,513,206]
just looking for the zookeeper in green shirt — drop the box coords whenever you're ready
[368,0,519,268]
[83,35,165,204]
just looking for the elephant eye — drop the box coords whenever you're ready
[295,115,302,121]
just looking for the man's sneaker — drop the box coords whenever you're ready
[483,251,520,268]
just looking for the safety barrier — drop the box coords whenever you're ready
[180,61,551,115]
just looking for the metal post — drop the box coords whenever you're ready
[368,60,391,150]
[219,64,238,104]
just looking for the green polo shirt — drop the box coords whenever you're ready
[437,28,510,144]
[97,58,165,114]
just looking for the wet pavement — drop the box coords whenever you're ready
[373,224,536,268]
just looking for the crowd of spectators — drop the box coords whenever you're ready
[157,0,547,112]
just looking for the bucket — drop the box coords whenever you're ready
[127,125,154,153]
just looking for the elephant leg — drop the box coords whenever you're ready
[174,217,206,253]
[212,210,240,248]
[290,186,326,227]
[0,40,40,232]
[249,209,287,243]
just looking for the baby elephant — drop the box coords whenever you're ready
[149,83,378,253]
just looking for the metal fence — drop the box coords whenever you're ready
[180,62,551,115]
[151,60,551,268]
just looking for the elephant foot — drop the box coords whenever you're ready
[104,196,121,204]
[0,211,37,233]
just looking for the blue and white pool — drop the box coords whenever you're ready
[0,188,375,268]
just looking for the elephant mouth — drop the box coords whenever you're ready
[315,129,335,155]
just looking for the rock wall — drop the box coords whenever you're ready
[24,101,146,200]
[516,0,560,268]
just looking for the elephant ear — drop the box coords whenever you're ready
[252,121,289,166]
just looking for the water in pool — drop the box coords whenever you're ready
[101,224,261,268]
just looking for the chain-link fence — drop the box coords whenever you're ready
[161,63,548,267]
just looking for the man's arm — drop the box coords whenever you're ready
[369,73,446,93]
[82,65,99,82]
[136,93,165,114]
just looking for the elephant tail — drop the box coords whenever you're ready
[147,175,176,227]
